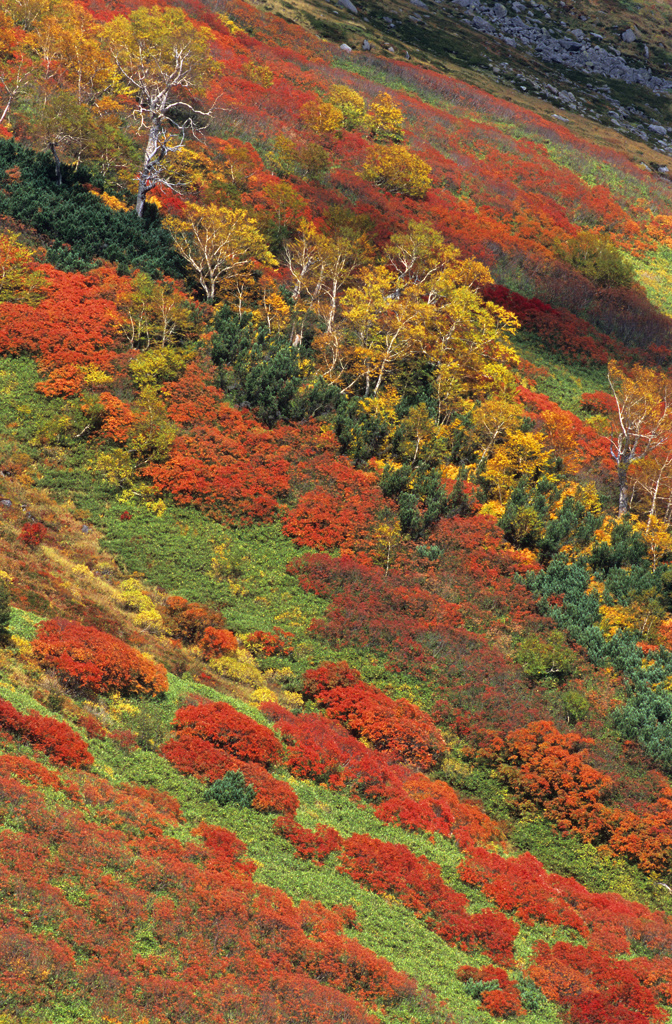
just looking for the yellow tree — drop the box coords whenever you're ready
[363,144,432,199]
[0,11,33,126]
[283,218,371,339]
[166,203,276,306]
[606,360,672,516]
[471,397,525,469]
[100,6,216,217]
[314,266,427,395]
[119,271,199,349]
[367,91,404,142]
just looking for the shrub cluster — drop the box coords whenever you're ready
[33,618,168,697]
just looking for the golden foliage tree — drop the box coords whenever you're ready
[166,203,276,305]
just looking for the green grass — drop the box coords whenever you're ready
[513,330,611,413]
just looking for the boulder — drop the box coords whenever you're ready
[621,28,636,43]
[340,42,353,51]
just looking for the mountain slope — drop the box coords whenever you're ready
[4,0,672,1022]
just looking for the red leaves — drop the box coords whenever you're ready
[162,699,298,815]
[0,263,126,369]
[281,459,389,553]
[301,661,446,770]
[457,965,526,1018]
[143,409,291,524]
[172,700,283,767]
[200,626,237,659]
[32,618,168,697]
[530,942,665,1024]
[274,814,341,862]
[0,753,412,1022]
[336,834,518,965]
[162,594,228,645]
[245,628,295,658]
[0,698,93,769]
[19,522,47,548]
[288,553,467,679]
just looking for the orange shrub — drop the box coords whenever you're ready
[33,619,168,697]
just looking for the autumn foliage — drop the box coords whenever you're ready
[0,699,93,768]
[162,699,298,814]
[32,618,168,697]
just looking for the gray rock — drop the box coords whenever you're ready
[410,0,428,7]
[1,500,11,507]
[336,0,358,13]
[621,28,636,43]
[511,0,525,10]
[502,35,517,46]
[493,2,507,16]
[569,28,583,41]
[388,46,395,52]
[649,124,668,135]
[472,14,493,30]
[362,38,372,49]
[339,42,352,51]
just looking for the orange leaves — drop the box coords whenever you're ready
[200,626,237,659]
[32,618,167,697]
[98,392,135,443]
[0,698,93,769]
[0,263,124,370]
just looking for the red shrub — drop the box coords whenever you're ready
[245,628,295,658]
[301,661,446,770]
[0,698,93,769]
[336,833,518,964]
[19,523,47,548]
[457,965,525,1018]
[161,595,227,645]
[240,761,299,814]
[33,619,168,697]
[274,813,342,862]
[200,626,237,659]
[171,700,283,767]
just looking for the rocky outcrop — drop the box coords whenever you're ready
[450,0,671,94]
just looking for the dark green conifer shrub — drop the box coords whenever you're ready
[0,582,10,646]
[205,770,255,808]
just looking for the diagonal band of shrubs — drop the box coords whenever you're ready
[0,698,92,769]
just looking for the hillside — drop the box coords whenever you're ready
[4,0,672,1022]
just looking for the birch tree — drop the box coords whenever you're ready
[100,6,216,217]
[607,360,672,516]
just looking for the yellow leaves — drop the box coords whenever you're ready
[363,145,432,199]
[482,429,553,503]
[0,232,47,304]
[129,348,189,389]
[367,92,404,142]
[94,190,126,213]
[328,84,367,130]
[252,283,292,334]
[119,578,164,633]
[244,59,273,87]
[100,7,216,90]
[642,513,672,571]
[300,98,344,136]
[270,135,329,182]
[395,403,449,466]
[166,203,276,305]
